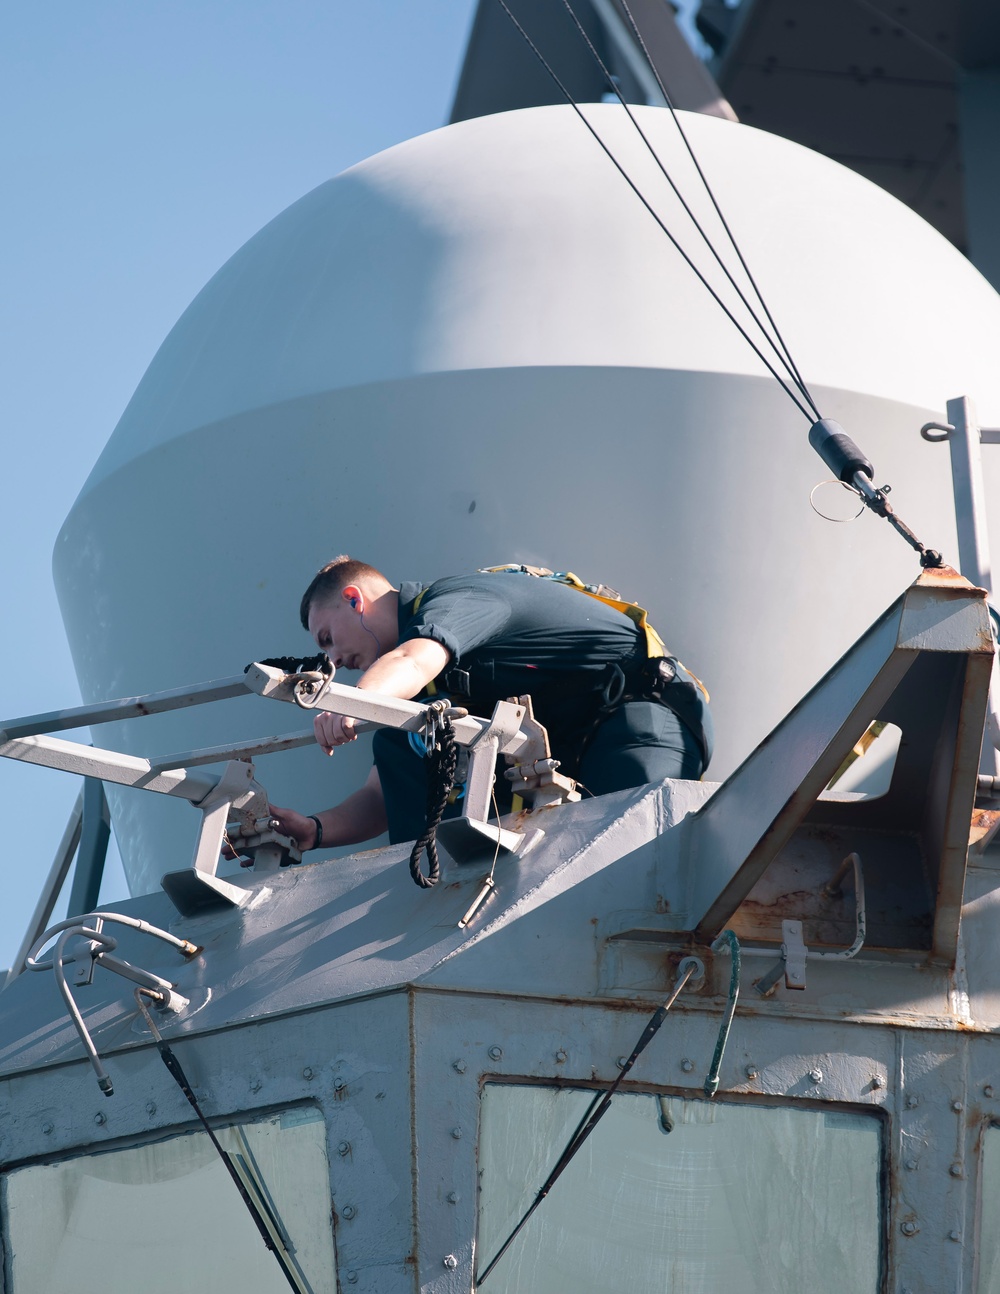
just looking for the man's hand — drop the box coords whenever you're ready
[268,803,320,850]
[314,711,357,754]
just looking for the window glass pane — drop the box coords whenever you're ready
[2,1108,336,1293]
[978,1124,1000,1291]
[478,1085,881,1293]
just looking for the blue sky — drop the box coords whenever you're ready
[0,0,708,972]
[0,1,482,970]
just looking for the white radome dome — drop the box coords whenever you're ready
[55,104,1000,895]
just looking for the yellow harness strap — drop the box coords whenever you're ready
[479,565,710,702]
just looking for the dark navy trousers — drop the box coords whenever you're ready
[373,701,704,845]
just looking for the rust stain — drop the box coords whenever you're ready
[917,564,976,590]
[970,808,1000,853]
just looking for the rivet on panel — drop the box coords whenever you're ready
[555,1050,567,1064]
[41,1122,53,1135]
[745,1065,759,1080]
[900,1221,918,1237]
[338,1141,351,1157]
[334,1078,346,1092]
[949,1230,962,1242]
[986,1086,996,1099]
[905,1159,918,1171]
[952,1100,964,1112]
[453,1059,467,1074]
[680,1059,694,1073]
[447,1191,459,1204]
[949,1163,964,1178]
[905,1095,919,1109]
[443,1255,458,1270]
[341,1205,356,1220]
[451,1127,463,1140]
[809,1069,823,1084]
[302,1067,314,1081]
[146,1101,156,1116]
[94,1112,106,1126]
[617,1057,628,1069]
[871,1074,885,1089]
[488,1046,503,1062]
[345,1273,358,1285]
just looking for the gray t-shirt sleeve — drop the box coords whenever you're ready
[401,585,512,661]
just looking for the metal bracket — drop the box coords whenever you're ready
[438,700,538,865]
[754,919,808,995]
[161,760,268,916]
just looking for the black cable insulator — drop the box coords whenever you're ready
[808,419,874,484]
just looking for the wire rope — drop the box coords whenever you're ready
[613,0,821,420]
[558,0,821,421]
[492,0,815,423]
[476,959,697,1285]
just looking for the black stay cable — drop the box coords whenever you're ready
[557,0,821,422]
[134,992,304,1294]
[613,0,821,420]
[476,962,696,1286]
[492,0,816,424]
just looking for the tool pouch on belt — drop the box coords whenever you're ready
[601,656,713,770]
[646,657,714,769]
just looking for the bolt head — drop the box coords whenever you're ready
[346,1273,358,1285]
[488,1046,503,1062]
[949,1229,962,1242]
[905,1095,919,1108]
[453,1059,467,1074]
[901,1220,918,1236]
[145,1101,157,1116]
[555,1049,567,1064]
[987,1086,996,1099]
[302,1066,314,1081]
[617,1056,628,1069]
[680,1058,694,1073]
[451,1126,463,1140]
[950,1162,964,1178]
[871,1074,885,1089]
[809,1069,823,1084]
[745,1065,759,1080]
[249,1077,262,1092]
[94,1112,106,1126]
[334,1078,346,1091]
[447,1191,459,1204]
[338,1141,351,1156]
[341,1205,356,1220]
[41,1122,53,1135]
[443,1255,458,1270]
[952,1100,964,1112]
[905,1159,918,1171]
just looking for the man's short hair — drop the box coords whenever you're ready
[300,556,386,629]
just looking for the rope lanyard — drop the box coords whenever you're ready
[409,710,458,888]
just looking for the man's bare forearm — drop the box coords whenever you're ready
[314,784,387,846]
[270,767,387,850]
[357,637,450,699]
